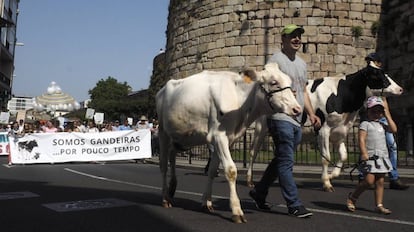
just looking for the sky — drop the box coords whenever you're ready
[13,0,170,101]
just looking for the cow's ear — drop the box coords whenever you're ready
[242,69,257,83]
[261,63,282,82]
[264,63,280,73]
[243,75,253,83]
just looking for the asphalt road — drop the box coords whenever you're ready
[1,156,413,232]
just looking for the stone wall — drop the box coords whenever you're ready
[165,0,383,80]
[157,0,414,153]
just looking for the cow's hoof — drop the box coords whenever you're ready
[322,186,335,192]
[162,200,172,208]
[232,215,247,223]
[201,204,214,213]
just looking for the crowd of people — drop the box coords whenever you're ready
[2,115,160,159]
[1,115,159,137]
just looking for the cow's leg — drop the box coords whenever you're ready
[159,132,174,208]
[160,156,170,207]
[319,128,335,192]
[246,149,257,188]
[214,135,246,223]
[168,151,177,198]
[201,147,220,212]
[330,142,347,180]
[247,117,267,188]
[328,126,348,185]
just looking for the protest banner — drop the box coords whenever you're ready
[85,108,95,119]
[16,110,26,122]
[94,112,104,125]
[0,132,10,155]
[0,112,10,124]
[9,130,151,164]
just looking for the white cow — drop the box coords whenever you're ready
[156,63,301,223]
[246,62,403,191]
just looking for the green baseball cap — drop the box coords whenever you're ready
[281,24,305,35]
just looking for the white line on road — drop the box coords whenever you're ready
[64,168,414,226]
[64,168,227,199]
[307,207,414,226]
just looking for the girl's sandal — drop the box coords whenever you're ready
[346,192,357,212]
[376,204,391,215]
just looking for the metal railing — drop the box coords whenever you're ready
[164,126,414,168]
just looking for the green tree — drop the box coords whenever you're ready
[88,76,142,121]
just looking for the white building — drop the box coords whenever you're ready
[7,96,33,113]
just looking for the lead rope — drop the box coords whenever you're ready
[311,128,353,170]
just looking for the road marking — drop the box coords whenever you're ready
[64,168,227,199]
[308,207,414,226]
[64,168,414,226]
[271,203,414,226]
[0,191,39,200]
[43,198,136,212]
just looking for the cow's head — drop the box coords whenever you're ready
[365,61,403,96]
[255,63,302,116]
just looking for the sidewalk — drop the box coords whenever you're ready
[147,157,414,184]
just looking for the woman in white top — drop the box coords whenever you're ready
[86,120,100,133]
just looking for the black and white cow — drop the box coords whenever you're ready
[18,140,38,153]
[246,62,403,191]
[17,140,39,160]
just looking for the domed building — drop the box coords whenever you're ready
[32,81,80,118]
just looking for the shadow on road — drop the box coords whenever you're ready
[0,178,197,232]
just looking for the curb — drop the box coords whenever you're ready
[146,158,414,185]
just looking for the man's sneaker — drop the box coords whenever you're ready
[249,189,272,210]
[390,179,409,190]
[288,205,313,218]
